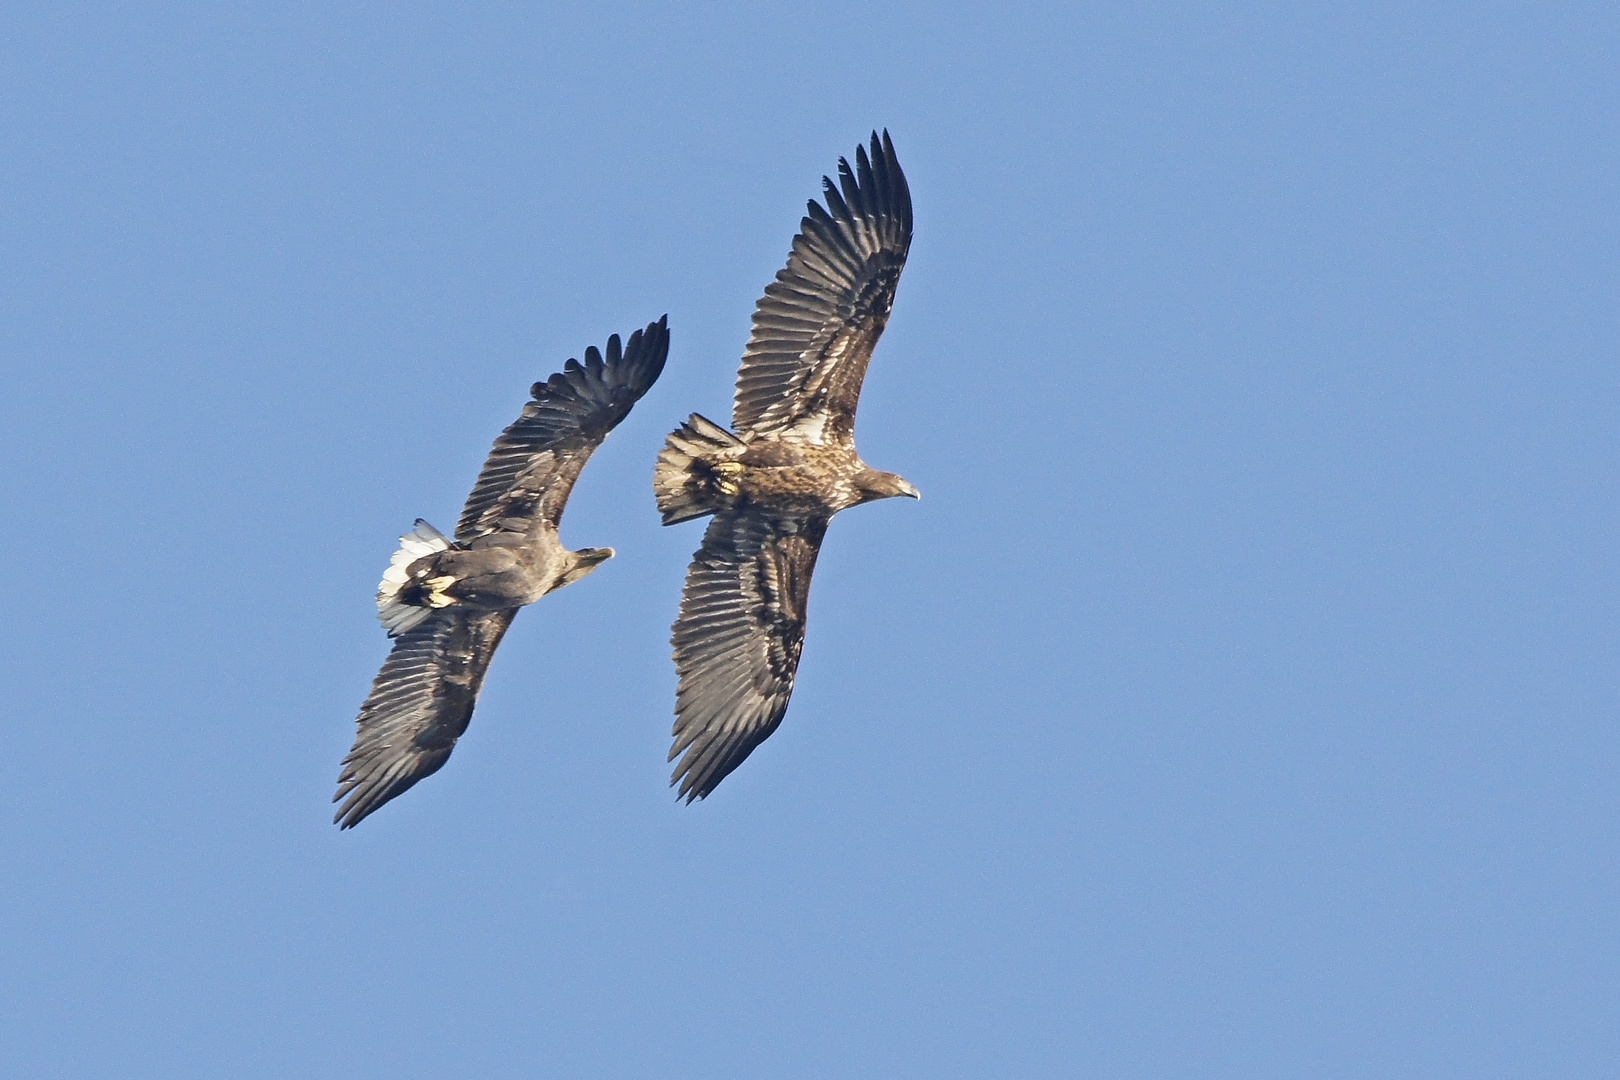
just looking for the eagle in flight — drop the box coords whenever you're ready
[336,318,670,828]
[653,131,916,801]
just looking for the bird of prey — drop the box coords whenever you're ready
[653,131,916,801]
[335,317,669,828]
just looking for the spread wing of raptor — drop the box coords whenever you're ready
[335,318,669,828]
[458,318,671,542]
[669,510,828,801]
[334,608,516,829]
[663,132,914,802]
[731,129,912,444]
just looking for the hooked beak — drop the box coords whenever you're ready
[899,480,920,500]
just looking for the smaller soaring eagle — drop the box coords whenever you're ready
[653,131,916,801]
[335,318,669,828]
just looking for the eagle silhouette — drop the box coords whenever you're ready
[654,132,916,800]
[336,318,669,828]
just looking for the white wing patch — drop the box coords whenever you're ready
[780,411,830,444]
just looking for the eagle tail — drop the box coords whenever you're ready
[654,413,744,525]
[376,519,455,636]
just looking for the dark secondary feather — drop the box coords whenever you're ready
[336,318,668,829]
[459,316,670,540]
[669,510,827,801]
[335,609,515,829]
[732,131,912,442]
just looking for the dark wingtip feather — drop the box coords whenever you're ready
[527,320,669,403]
[883,130,912,225]
[332,753,445,829]
[807,132,910,237]
[820,173,850,221]
[612,314,669,397]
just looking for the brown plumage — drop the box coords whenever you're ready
[335,318,669,828]
[654,131,917,801]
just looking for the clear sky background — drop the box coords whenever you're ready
[3,3,1616,1077]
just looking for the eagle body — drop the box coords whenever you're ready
[385,529,608,617]
[657,422,913,524]
[654,132,916,801]
[336,318,669,828]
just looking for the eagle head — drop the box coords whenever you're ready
[559,546,615,587]
[854,469,920,504]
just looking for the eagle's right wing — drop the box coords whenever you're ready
[668,509,829,801]
[334,607,516,828]
[456,317,669,542]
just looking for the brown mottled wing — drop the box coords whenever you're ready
[334,608,516,828]
[668,509,828,801]
[732,131,912,445]
[456,317,669,541]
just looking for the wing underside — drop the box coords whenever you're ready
[335,608,517,828]
[732,132,912,443]
[457,316,669,541]
[669,510,828,801]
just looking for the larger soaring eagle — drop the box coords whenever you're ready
[335,318,669,828]
[653,131,915,801]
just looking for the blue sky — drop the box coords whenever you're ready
[3,3,1616,1076]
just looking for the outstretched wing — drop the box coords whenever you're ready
[668,509,828,801]
[334,608,516,828]
[732,131,912,444]
[456,316,669,541]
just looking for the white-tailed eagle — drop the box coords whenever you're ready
[653,132,915,800]
[335,318,669,827]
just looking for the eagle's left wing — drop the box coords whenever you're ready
[456,317,669,542]
[334,607,516,828]
[668,509,829,801]
[731,132,911,445]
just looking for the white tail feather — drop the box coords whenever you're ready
[376,519,453,635]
